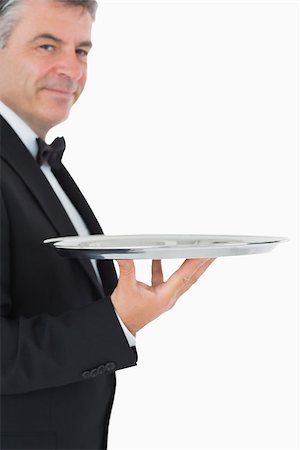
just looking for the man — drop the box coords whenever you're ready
[0,0,214,448]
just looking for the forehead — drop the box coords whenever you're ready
[11,0,93,44]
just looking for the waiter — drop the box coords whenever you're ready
[0,0,214,448]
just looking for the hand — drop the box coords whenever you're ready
[111,258,215,335]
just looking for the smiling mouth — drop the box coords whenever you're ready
[43,87,76,97]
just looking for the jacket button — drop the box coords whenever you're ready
[105,362,116,373]
[97,365,105,375]
[82,371,90,379]
[90,368,98,378]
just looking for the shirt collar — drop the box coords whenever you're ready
[0,101,39,159]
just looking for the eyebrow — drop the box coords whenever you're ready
[29,33,92,49]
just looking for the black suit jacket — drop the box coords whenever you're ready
[0,116,137,449]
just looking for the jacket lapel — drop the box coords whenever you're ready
[0,116,116,295]
[1,117,77,237]
[52,165,118,296]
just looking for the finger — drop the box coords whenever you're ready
[175,258,215,297]
[151,260,164,287]
[115,259,136,285]
[164,258,213,296]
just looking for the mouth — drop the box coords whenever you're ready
[42,87,76,99]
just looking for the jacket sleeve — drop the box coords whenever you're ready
[0,193,137,396]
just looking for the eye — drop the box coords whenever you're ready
[39,44,55,52]
[76,48,88,57]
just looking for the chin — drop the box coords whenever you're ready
[42,109,71,129]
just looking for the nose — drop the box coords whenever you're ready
[55,50,84,82]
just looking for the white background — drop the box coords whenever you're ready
[50,1,299,449]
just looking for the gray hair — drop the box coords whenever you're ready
[0,0,98,48]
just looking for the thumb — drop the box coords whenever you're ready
[115,259,136,284]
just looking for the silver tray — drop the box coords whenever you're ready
[44,234,288,260]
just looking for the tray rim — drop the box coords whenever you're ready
[43,234,289,260]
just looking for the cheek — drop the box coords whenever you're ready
[0,54,20,89]
[13,63,42,102]
[74,73,87,100]
[80,72,87,91]
[11,53,37,87]
[0,57,30,104]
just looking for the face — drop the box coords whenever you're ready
[0,0,93,137]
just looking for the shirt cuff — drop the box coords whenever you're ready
[115,312,136,347]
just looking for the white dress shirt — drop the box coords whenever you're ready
[0,101,135,347]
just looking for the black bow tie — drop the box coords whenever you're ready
[36,137,66,168]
